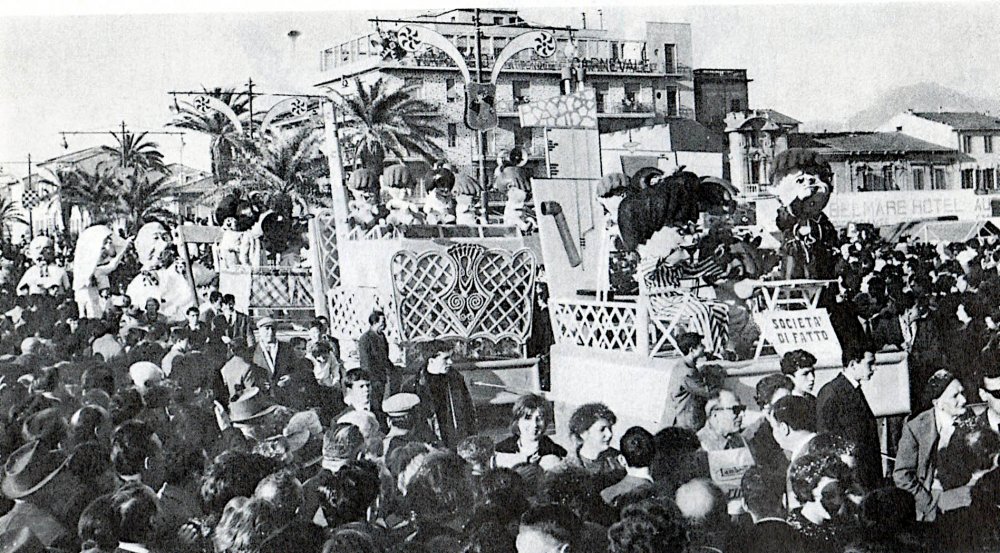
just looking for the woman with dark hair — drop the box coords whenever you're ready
[78,494,119,553]
[495,394,566,470]
[405,340,476,448]
[560,402,625,489]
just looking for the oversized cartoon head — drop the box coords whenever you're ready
[596,173,633,228]
[495,165,530,195]
[215,192,258,233]
[135,221,176,271]
[616,170,731,268]
[426,165,456,199]
[771,148,833,219]
[26,236,54,265]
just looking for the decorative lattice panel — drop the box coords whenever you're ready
[327,286,399,342]
[346,225,402,241]
[310,209,340,290]
[247,267,315,308]
[550,300,640,352]
[390,244,536,346]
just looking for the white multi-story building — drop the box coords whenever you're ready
[878,111,1000,193]
[315,8,695,179]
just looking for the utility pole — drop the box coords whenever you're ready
[474,8,489,222]
[26,153,33,239]
[247,77,255,140]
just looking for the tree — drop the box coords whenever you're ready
[100,130,167,175]
[118,173,180,232]
[168,87,252,184]
[0,198,28,244]
[37,167,80,232]
[54,166,125,227]
[248,126,330,206]
[334,77,445,176]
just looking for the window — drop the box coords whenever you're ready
[403,77,424,99]
[730,99,742,112]
[593,82,609,113]
[624,82,640,111]
[962,135,973,153]
[933,168,946,190]
[882,166,895,190]
[445,78,457,102]
[985,168,996,190]
[493,16,504,24]
[987,136,994,153]
[912,168,925,190]
[663,44,676,73]
[512,80,530,105]
[665,87,679,116]
[447,124,457,148]
[962,169,975,189]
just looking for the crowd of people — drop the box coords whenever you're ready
[3,217,1000,553]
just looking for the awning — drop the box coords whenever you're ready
[897,220,1000,244]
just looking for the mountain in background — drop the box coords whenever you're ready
[844,82,1000,130]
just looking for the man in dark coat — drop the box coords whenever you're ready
[816,344,882,491]
[250,317,296,385]
[357,310,394,402]
[217,293,255,357]
[405,341,476,448]
[873,292,943,413]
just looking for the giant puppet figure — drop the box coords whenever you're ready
[771,148,838,280]
[72,226,132,319]
[617,170,736,354]
[126,221,196,322]
[17,236,69,296]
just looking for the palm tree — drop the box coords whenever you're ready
[37,167,80,232]
[333,77,445,177]
[100,130,167,175]
[56,166,125,226]
[0,198,28,244]
[119,173,180,232]
[250,126,330,206]
[168,87,252,184]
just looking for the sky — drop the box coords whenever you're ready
[1,0,999,176]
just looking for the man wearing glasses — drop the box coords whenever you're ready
[698,389,748,451]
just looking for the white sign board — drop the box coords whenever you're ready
[754,308,842,366]
[756,190,994,231]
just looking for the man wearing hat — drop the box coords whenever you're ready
[382,393,435,457]
[225,387,282,441]
[251,317,295,384]
[0,441,84,550]
[893,369,971,521]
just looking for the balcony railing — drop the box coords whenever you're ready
[483,142,548,159]
[600,101,656,115]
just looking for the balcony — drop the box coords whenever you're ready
[599,100,656,116]
[480,141,548,160]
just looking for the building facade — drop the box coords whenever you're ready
[724,109,800,195]
[314,8,695,179]
[694,69,750,134]
[600,119,725,178]
[877,111,1000,193]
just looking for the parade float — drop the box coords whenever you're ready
[523,90,910,466]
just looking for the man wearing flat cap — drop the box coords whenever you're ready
[251,317,295,385]
[0,441,85,550]
[382,393,436,457]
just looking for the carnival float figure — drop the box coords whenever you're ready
[594,172,636,294]
[617,169,738,355]
[382,165,421,228]
[496,149,535,232]
[72,226,132,319]
[423,165,457,225]
[126,221,196,322]
[453,170,483,226]
[17,236,69,296]
[346,168,385,232]
[771,148,838,280]
[215,189,311,266]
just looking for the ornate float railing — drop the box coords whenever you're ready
[219,266,316,323]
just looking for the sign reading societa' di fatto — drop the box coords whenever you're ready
[754,308,843,366]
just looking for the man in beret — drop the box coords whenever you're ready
[382,393,435,457]
[894,369,971,522]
